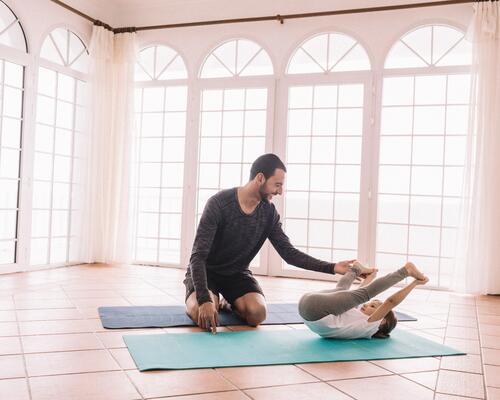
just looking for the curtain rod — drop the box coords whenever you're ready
[50,0,481,33]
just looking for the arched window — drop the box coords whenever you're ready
[0,1,26,265]
[376,25,472,287]
[385,25,471,68]
[40,27,88,73]
[287,32,370,74]
[134,45,188,265]
[280,32,370,278]
[30,28,88,265]
[200,38,273,78]
[197,39,273,271]
[0,0,27,51]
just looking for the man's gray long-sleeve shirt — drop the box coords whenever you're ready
[188,188,335,305]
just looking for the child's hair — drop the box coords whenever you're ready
[372,310,397,338]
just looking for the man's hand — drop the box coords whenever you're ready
[333,259,356,275]
[197,301,218,334]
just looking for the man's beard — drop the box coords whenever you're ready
[258,186,272,202]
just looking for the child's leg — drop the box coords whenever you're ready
[316,265,362,294]
[298,266,408,321]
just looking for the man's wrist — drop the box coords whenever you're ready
[331,263,337,274]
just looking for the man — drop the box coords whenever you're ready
[183,153,360,333]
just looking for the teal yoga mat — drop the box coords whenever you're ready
[124,329,464,371]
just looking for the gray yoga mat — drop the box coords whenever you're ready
[98,303,417,329]
[124,329,464,371]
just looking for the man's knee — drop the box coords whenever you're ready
[245,304,267,327]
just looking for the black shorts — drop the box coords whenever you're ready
[183,269,264,305]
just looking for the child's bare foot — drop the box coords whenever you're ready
[404,262,426,280]
[415,276,429,285]
[352,261,377,276]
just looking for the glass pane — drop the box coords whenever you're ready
[411,166,443,196]
[308,220,333,247]
[310,165,335,192]
[381,107,413,135]
[377,223,408,253]
[412,137,444,165]
[30,238,48,265]
[408,226,440,256]
[0,179,19,209]
[383,77,414,106]
[414,75,446,105]
[378,166,410,194]
[333,221,358,249]
[410,196,442,226]
[309,192,333,220]
[334,193,359,221]
[377,194,409,224]
[379,136,411,165]
[159,213,181,239]
[413,106,445,135]
[2,117,21,148]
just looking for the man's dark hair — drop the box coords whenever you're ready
[250,153,287,180]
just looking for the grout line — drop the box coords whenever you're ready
[13,292,33,400]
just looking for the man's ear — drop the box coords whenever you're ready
[256,172,266,184]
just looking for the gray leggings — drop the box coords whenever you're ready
[298,265,409,321]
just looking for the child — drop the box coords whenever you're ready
[298,262,428,339]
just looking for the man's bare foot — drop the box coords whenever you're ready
[405,262,426,280]
[218,297,232,313]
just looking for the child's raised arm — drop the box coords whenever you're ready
[367,277,428,322]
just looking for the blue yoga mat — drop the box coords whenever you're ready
[124,329,464,371]
[98,303,417,329]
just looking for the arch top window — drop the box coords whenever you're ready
[200,39,273,78]
[385,25,472,69]
[0,0,27,52]
[135,45,187,81]
[40,28,88,73]
[287,33,370,74]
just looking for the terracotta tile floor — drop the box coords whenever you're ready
[0,263,499,400]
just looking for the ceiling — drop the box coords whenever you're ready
[62,0,469,27]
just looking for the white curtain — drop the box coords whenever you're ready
[454,1,500,294]
[81,25,138,264]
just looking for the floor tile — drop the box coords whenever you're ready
[0,336,22,355]
[14,299,75,309]
[29,371,140,400]
[444,337,480,354]
[0,354,26,379]
[436,370,485,398]
[126,369,236,398]
[19,320,94,335]
[484,364,500,387]
[446,326,479,340]
[109,348,137,370]
[330,374,434,400]
[0,378,30,400]
[0,310,17,321]
[402,371,438,390]
[25,349,120,376]
[0,321,18,336]
[487,386,500,400]
[22,333,103,353]
[245,382,352,400]
[96,329,164,348]
[440,354,483,374]
[371,357,440,373]
[479,324,500,337]
[156,392,250,400]
[216,365,318,389]
[482,347,500,365]
[481,334,500,349]
[297,360,392,380]
[16,308,83,321]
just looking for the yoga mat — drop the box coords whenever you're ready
[98,304,417,329]
[124,329,464,371]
